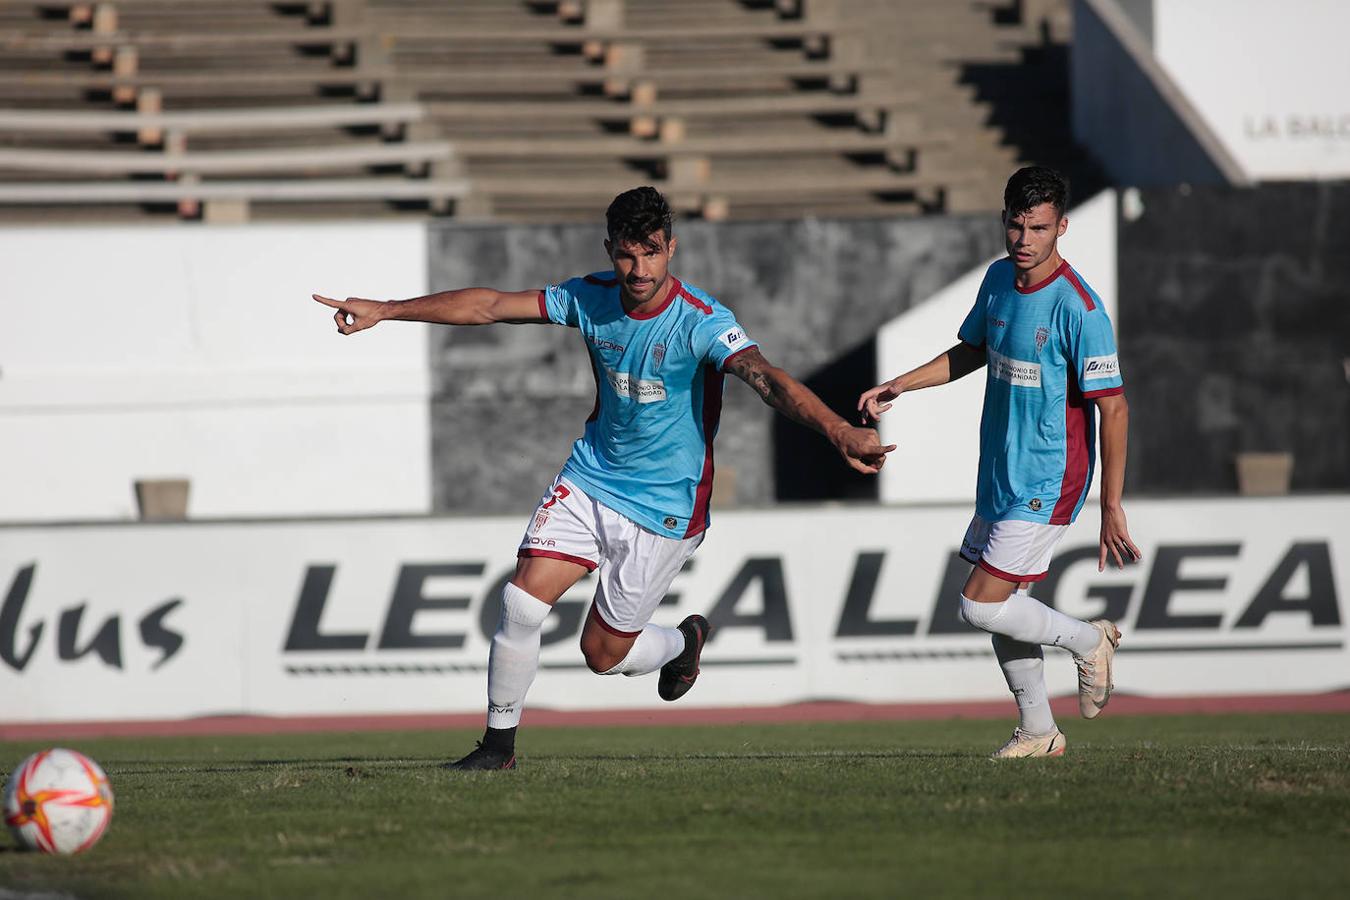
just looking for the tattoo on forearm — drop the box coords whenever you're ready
[728,350,814,426]
[727,351,773,400]
[745,367,773,401]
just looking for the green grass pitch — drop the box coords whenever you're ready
[2,714,1348,899]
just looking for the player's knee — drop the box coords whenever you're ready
[496,582,553,641]
[579,632,626,674]
[584,647,627,674]
[960,594,1004,633]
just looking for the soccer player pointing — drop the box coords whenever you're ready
[859,167,1141,759]
[316,187,893,769]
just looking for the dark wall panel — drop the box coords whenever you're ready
[1118,183,1350,493]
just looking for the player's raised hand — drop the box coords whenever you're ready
[832,424,897,475]
[857,378,904,425]
[1099,504,1142,572]
[313,294,387,335]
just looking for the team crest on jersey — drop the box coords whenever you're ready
[1035,326,1050,353]
[663,516,678,529]
[1029,498,1043,512]
[651,342,666,369]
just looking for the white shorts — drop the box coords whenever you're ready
[518,476,704,635]
[959,514,1068,583]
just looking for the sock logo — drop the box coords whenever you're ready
[488,704,515,714]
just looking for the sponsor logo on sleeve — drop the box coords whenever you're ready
[606,367,667,403]
[718,327,749,352]
[987,348,1042,388]
[1083,354,1120,381]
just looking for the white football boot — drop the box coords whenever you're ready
[991,727,1067,759]
[1075,619,1121,719]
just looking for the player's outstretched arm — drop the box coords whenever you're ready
[857,341,986,424]
[312,288,546,335]
[1095,392,1141,571]
[725,347,896,475]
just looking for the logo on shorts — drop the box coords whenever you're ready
[651,342,666,369]
[663,516,678,529]
[1029,498,1043,512]
[1035,326,1050,353]
[532,510,550,533]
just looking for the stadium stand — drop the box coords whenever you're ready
[0,0,1078,222]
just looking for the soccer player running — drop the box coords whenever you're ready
[859,167,1141,759]
[315,186,894,770]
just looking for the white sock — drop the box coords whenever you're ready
[960,591,1098,656]
[486,583,552,729]
[992,632,1056,735]
[599,624,686,677]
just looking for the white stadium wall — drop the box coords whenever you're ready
[1151,0,1350,181]
[0,222,431,521]
[1073,0,1241,188]
[1076,0,1350,184]
[0,496,1345,724]
[876,189,1118,505]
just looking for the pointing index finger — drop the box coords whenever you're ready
[312,293,345,309]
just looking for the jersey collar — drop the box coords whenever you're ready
[1014,259,1070,294]
[625,277,681,320]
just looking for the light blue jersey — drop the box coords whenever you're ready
[538,273,757,539]
[958,258,1125,525]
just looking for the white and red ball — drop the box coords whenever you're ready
[3,749,114,855]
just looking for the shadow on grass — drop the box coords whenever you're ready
[105,748,972,775]
[106,758,438,776]
[532,750,971,761]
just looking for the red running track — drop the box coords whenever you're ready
[3,692,1348,742]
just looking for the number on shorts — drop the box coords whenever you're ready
[541,484,570,509]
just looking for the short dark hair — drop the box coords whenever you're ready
[606,186,673,247]
[1003,166,1069,217]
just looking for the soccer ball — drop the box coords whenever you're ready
[3,749,114,855]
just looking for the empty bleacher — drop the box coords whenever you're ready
[0,0,1075,223]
